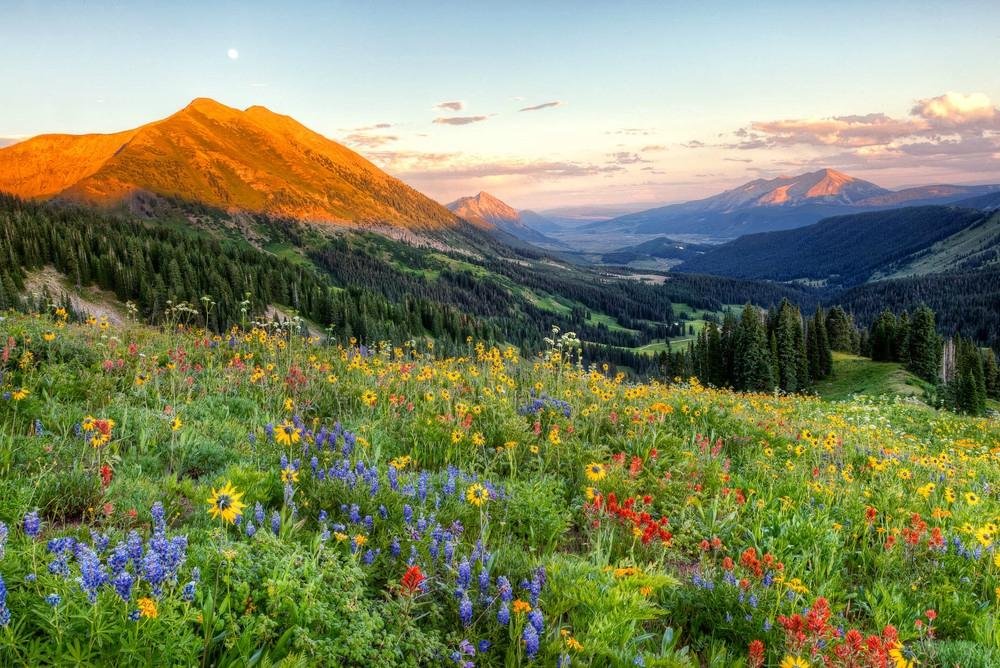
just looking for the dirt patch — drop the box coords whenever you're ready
[23,266,126,324]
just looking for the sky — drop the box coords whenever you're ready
[2,0,999,210]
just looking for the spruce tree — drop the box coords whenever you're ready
[825,306,855,353]
[984,348,1000,400]
[733,304,774,392]
[907,305,940,383]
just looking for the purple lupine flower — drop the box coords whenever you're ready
[113,570,134,601]
[497,576,513,602]
[151,502,166,534]
[457,559,471,590]
[23,510,41,539]
[522,623,539,658]
[459,595,473,626]
[478,568,490,596]
[497,602,510,625]
[182,580,197,602]
[528,609,544,635]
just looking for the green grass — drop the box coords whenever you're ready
[814,352,930,402]
[585,310,637,333]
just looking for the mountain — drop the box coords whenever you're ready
[856,183,1000,208]
[582,169,1000,240]
[0,97,458,229]
[676,205,998,287]
[446,191,565,246]
[954,190,1000,211]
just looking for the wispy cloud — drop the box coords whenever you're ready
[435,101,465,111]
[433,115,489,126]
[641,144,667,152]
[343,133,399,148]
[607,151,650,165]
[606,127,655,136]
[519,101,562,112]
[0,136,26,148]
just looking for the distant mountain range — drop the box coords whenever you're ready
[676,201,1000,287]
[446,191,565,247]
[0,97,459,230]
[583,168,1000,238]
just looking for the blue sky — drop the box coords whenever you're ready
[2,0,999,208]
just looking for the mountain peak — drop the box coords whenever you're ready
[447,191,521,229]
[180,97,235,115]
[0,100,459,229]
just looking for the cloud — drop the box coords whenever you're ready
[343,133,399,148]
[436,101,465,111]
[912,91,997,128]
[433,115,489,126]
[417,160,624,179]
[519,101,562,112]
[726,91,1000,152]
[607,128,654,136]
[641,144,667,152]
[607,152,650,165]
[682,140,705,149]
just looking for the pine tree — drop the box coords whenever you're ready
[951,337,987,414]
[772,299,806,392]
[870,310,897,362]
[825,306,855,353]
[982,348,999,399]
[907,305,940,383]
[733,304,774,392]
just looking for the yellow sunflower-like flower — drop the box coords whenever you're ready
[280,466,299,484]
[584,462,607,482]
[170,417,183,431]
[965,491,980,506]
[274,422,300,446]
[888,643,915,668]
[207,482,247,524]
[361,390,377,407]
[466,483,490,506]
[780,656,809,668]
[11,388,30,401]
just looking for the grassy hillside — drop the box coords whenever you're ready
[814,352,931,402]
[878,211,1000,279]
[1,312,998,666]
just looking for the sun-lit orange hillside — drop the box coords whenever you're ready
[0,98,458,229]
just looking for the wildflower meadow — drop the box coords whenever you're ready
[0,311,998,667]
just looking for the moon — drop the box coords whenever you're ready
[227,48,239,60]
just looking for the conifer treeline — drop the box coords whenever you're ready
[651,301,834,392]
[645,300,998,414]
[865,306,999,413]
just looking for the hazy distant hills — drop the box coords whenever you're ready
[446,191,566,247]
[676,205,1000,287]
[0,98,459,230]
[581,168,1000,239]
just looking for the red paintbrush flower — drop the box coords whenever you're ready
[401,565,425,594]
